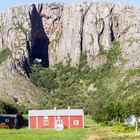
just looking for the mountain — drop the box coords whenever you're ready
[0,2,140,112]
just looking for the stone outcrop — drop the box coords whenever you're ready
[48,2,140,69]
[0,4,46,106]
[0,2,140,105]
[0,59,42,106]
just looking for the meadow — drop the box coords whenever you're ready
[0,128,88,140]
[0,126,140,140]
[0,116,140,140]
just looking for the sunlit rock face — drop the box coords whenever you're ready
[0,2,140,105]
[47,2,140,69]
[1,2,140,72]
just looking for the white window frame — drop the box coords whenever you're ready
[56,120,63,125]
[74,120,79,125]
[44,119,49,126]
[5,118,9,123]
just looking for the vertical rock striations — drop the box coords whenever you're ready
[48,2,140,69]
[0,4,47,106]
[0,2,140,105]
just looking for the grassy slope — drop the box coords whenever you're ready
[0,63,43,108]
[0,116,140,140]
[0,48,44,109]
[0,125,140,140]
[89,126,140,140]
[0,129,87,140]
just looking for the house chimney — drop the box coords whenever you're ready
[54,106,56,110]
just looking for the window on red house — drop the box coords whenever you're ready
[44,119,49,125]
[74,120,79,125]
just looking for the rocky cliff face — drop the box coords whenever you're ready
[0,2,140,106]
[49,2,140,69]
[0,4,46,106]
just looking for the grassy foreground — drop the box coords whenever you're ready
[0,116,140,140]
[89,126,140,140]
[0,126,140,140]
[0,128,88,140]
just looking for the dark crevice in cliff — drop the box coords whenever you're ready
[80,8,84,53]
[29,4,49,67]
[110,22,115,42]
[23,41,32,77]
[110,6,115,42]
[80,4,92,53]
[98,19,105,42]
[23,57,30,77]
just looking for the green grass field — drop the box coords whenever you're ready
[0,128,88,140]
[0,116,140,140]
[1,127,140,140]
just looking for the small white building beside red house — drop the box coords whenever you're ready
[28,108,84,129]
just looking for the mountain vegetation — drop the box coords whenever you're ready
[0,100,18,114]
[0,3,140,129]
[0,48,11,64]
[30,40,140,123]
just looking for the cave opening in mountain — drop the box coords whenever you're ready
[32,37,49,67]
[30,4,50,67]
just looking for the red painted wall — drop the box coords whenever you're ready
[70,116,83,128]
[30,117,36,128]
[38,116,54,129]
[30,116,83,129]
[60,116,69,128]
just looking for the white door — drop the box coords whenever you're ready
[55,120,64,130]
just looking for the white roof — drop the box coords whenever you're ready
[0,114,17,117]
[28,109,84,117]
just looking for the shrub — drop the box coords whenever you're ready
[0,100,18,114]
[0,48,12,64]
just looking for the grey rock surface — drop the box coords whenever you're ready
[0,2,140,105]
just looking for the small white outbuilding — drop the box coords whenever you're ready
[124,115,140,126]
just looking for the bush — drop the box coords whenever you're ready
[113,125,135,133]
[0,48,12,64]
[0,100,18,114]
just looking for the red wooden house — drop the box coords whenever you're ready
[28,108,84,129]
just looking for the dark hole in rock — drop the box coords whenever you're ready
[29,4,50,68]
[32,37,49,67]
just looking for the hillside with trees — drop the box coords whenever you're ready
[30,40,140,123]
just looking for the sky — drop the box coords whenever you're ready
[0,0,140,10]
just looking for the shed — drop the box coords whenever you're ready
[0,114,18,129]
